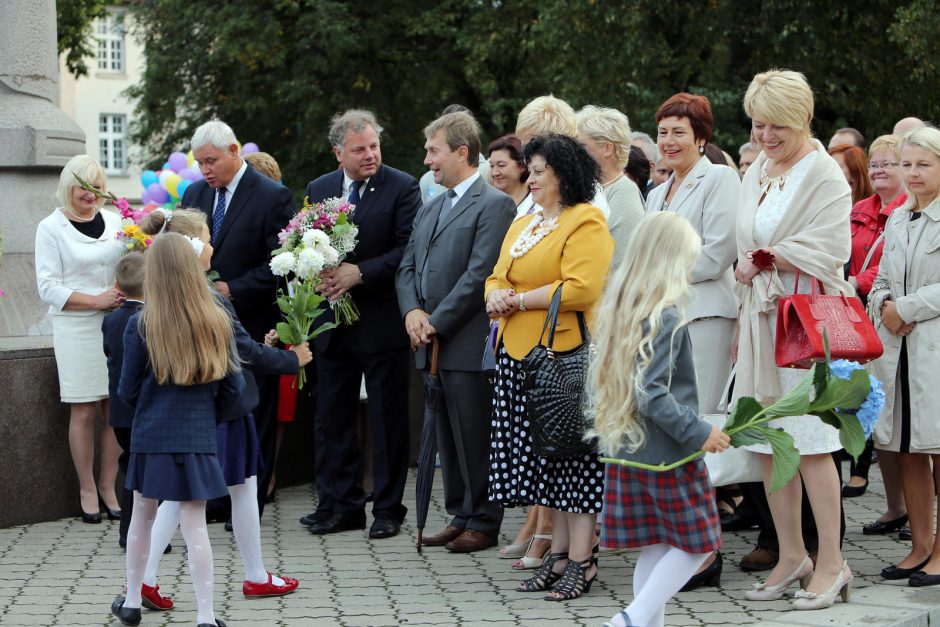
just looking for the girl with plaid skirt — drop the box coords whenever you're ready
[589,213,730,627]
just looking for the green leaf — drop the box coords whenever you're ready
[809,370,870,413]
[275,322,297,346]
[813,409,842,430]
[764,374,813,417]
[724,397,764,432]
[763,427,800,494]
[310,321,338,338]
[812,360,829,400]
[837,412,867,461]
[307,291,326,310]
[206,270,220,283]
[730,427,767,447]
[276,296,292,315]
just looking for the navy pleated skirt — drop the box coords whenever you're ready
[126,452,228,502]
[216,413,263,486]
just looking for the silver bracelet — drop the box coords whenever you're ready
[518,292,527,311]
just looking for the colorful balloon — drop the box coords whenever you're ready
[177,179,191,199]
[141,170,159,189]
[168,152,188,172]
[179,167,199,182]
[147,182,169,204]
[242,142,260,155]
[165,173,183,199]
[187,150,195,167]
[158,169,174,187]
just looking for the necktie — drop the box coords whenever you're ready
[212,187,227,244]
[348,179,364,216]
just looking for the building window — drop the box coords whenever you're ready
[96,13,125,72]
[99,114,127,174]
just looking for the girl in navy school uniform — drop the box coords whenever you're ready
[112,232,243,627]
[133,209,309,611]
[589,213,731,627]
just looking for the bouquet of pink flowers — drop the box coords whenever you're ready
[74,174,154,253]
[276,196,360,325]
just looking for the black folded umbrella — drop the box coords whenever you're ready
[415,337,442,553]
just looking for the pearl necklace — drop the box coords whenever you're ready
[509,211,559,258]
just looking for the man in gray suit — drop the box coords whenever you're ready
[396,111,516,552]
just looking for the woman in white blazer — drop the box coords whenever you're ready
[646,93,740,416]
[35,155,125,523]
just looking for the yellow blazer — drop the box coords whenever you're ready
[485,203,614,360]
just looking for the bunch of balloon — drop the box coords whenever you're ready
[139,143,260,210]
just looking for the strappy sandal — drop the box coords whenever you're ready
[512,534,552,569]
[516,551,567,592]
[544,556,597,601]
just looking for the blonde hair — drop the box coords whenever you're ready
[588,212,702,456]
[744,69,814,139]
[140,208,206,239]
[244,152,282,182]
[516,95,577,139]
[869,134,902,161]
[899,126,940,207]
[141,233,237,385]
[58,155,107,212]
[576,105,633,170]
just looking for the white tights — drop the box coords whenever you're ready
[144,476,282,587]
[126,494,216,625]
[610,544,710,627]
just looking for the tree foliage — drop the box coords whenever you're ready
[58,0,109,77]
[125,0,940,196]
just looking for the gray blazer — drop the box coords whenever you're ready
[646,156,740,320]
[396,175,516,371]
[612,307,712,466]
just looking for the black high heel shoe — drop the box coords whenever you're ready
[80,508,101,524]
[680,551,722,591]
[517,551,568,592]
[111,596,141,626]
[544,555,597,601]
[99,493,122,520]
[841,479,869,498]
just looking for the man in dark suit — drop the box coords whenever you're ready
[182,119,295,516]
[397,111,515,551]
[301,109,421,539]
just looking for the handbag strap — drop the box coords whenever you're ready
[538,285,589,349]
[858,230,886,274]
[792,269,824,297]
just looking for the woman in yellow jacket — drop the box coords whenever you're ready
[485,133,613,601]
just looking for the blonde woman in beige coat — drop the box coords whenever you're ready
[868,126,940,587]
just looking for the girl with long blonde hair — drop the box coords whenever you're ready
[591,212,730,627]
[111,232,244,627]
[131,209,306,611]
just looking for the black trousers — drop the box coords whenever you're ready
[432,369,503,537]
[113,426,133,543]
[254,373,280,517]
[314,347,410,521]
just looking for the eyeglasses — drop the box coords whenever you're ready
[868,162,899,170]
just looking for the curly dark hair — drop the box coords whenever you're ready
[522,134,600,207]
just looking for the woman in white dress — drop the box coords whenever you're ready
[733,71,854,610]
[35,155,125,522]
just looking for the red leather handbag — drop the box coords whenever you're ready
[775,270,883,368]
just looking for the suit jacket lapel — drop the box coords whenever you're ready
[430,177,483,243]
[668,157,708,213]
[214,167,256,250]
[416,195,444,274]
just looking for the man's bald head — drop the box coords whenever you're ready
[893,117,925,135]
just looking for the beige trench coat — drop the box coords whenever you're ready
[869,197,940,451]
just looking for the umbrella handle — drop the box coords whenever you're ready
[430,336,440,377]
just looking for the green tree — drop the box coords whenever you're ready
[58,0,109,77]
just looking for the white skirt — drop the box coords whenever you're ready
[52,312,109,403]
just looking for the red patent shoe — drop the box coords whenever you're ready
[141,582,174,610]
[243,572,299,597]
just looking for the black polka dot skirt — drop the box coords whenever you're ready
[488,348,604,514]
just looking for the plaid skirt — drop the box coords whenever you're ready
[600,459,721,553]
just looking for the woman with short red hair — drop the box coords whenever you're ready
[828,144,873,205]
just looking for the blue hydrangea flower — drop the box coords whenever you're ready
[829,359,886,438]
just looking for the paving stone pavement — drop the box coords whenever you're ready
[0,464,936,626]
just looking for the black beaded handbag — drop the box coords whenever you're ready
[521,286,596,458]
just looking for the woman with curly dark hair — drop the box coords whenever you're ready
[485,133,614,601]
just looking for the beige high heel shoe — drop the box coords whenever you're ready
[744,555,814,601]
[512,534,552,570]
[792,560,852,610]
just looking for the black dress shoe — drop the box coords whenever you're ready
[841,479,869,498]
[224,519,233,532]
[900,526,912,541]
[369,516,402,539]
[882,558,929,580]
[81,510,102,524]
[680,552,722,592]
[720,510,758,531]
[111,596,141,626]
[909,570,940,587]
[309,511,366,535]
[863,514,908,535]
[300,510,332,527]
